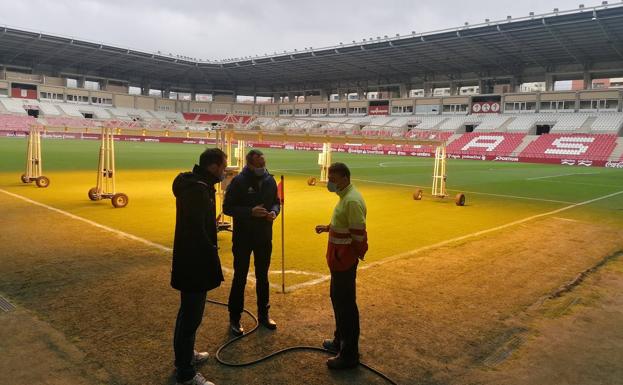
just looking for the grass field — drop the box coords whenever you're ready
[1,136,623,287]
[2,136,623,385]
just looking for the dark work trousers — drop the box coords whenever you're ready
[173,290,207,382]
[330,263,360,360]
[228,238,272,321]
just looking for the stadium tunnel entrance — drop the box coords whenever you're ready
[536,124,552,135]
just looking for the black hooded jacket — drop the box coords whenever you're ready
[171,165,224,292]
[223,166,281,242]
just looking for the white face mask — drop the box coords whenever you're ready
[327,181,338,193]
[253,167,265,176]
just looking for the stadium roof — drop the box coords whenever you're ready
[1,3,623,95]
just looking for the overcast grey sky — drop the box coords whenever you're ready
[0,0,602,60]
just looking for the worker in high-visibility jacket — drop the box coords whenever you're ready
[315,162,368,370]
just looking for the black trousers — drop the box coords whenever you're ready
[330,263,360,360]
[173,290,207,382]
[228,238,272,321]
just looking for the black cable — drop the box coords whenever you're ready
[206,298,399,385]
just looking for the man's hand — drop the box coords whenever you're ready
[315,225,330,234]
[252,205,269,217]
[265,211,277,222]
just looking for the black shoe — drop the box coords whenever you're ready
[327,354,359,370]
[258,317,277,330]
[230,320,244,336]
[322,339,339,353]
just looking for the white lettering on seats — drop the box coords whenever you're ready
[461,135,505,152]
[545,137,595,156]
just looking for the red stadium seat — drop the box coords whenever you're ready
[44,116,99,129]
[446,133,526,157]
[0,114,37,131]
[520,134,618,162]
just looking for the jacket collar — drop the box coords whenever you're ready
[336,183,353,198]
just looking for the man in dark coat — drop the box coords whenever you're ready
[224,149,280,335]
[171,148,227,385]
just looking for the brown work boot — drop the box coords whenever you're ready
[258,316,277,330]
[327,354,359,370]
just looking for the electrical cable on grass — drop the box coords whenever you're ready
[206,299,399,385]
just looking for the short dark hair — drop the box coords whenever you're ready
[245,149,264,164]
[199,148,226,168]
[328,162,351,179]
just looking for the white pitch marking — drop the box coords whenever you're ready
[378,162,432,168]
[526,172,601,181]
[553,217,582,223]
[286,189,623,291]
[347,177,577,205]
[268,270,325,277]
[5,188,622,293]
[273,169,575,204]
[0,188,320,290]
[529,180,623,188]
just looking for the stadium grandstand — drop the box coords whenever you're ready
[0,2,623,167]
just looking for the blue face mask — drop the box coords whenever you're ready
[254,167,265,176]
[327,181,338,193]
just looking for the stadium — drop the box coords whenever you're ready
[0,1,623,385]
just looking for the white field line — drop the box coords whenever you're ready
[0,188,311,290]
[4,188,622,293]
[268,270,325,277]
[272,168,576,204]
[529,180,623,188]
[352,177,576,205]
[375,161,501,169]
[286,189,623,291]
[526,172,601,180]
[378,162,436,168]
[553,216,582,223]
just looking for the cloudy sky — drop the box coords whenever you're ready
[0,0,600,60]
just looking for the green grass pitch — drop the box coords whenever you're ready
[1,137,622,287]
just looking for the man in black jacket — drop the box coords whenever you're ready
[171,148,227,385]
[224,149,280,335]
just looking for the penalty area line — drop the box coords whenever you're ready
[272,169,575,205]
[526,172,601,181]
[286,189,623,292]
[0,188,324,290]
[361,189,623,271]
[348,177,577,205]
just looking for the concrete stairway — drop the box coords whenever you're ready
[578,116,598,133]
[511,135,539,156]
[608,137,623,161]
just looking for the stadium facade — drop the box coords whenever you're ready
[0,3,623,168]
